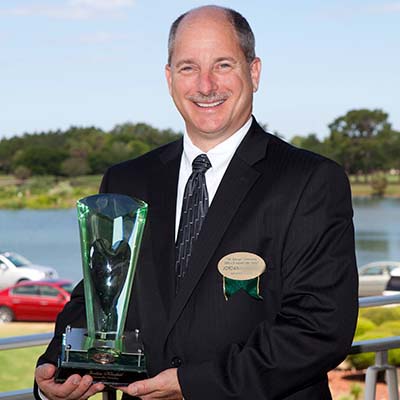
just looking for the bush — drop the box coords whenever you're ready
[349,325,400,369]
[13,165,31,181]
[370,172,388,197]
[349,329,392,369]
[359,306,400,325]
[379,321,400,335]
[61,157,91,177]
[355,317,376,336]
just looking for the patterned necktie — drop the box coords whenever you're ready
[175,154,212,291]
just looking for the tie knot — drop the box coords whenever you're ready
[192,154,212,173]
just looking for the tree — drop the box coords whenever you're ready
[12,146,67,175]
[327,109,393,174]
[13,165,31,182]
[61,157,91,177]
[328,109,390,138]
[291,133,325,155]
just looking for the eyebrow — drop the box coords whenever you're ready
[214,57,238,64]
[174,56,238,69]
[175,59,196,68]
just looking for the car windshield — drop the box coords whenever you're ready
[3,252,31,267]
[61,283,74,294]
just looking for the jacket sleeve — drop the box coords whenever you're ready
[178,160,359,399]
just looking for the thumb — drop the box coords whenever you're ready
[36,363,57,381]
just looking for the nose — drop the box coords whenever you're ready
[197,71,218,95]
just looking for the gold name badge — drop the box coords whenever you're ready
[217,252,266,280]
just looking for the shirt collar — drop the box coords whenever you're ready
[182,117,253,169]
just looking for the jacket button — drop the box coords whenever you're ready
[171,356,182,367]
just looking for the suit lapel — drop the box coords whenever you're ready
[164,120,270,340]
[147,139,182,319]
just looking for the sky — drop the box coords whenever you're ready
[0,0,399,141]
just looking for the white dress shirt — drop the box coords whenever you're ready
[175,117,253,239]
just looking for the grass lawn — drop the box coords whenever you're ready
[351,182,400,197]
[0,174,399,209]
[0,322,54,392]
[0,323,116,399]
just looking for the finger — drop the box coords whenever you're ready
[35,364,57,382]
[76,383,105,400]
[117,378,158,397]
[39,373,104,400]
[139,393,180,400]
[62,374,100,399]
[39,374,84,399]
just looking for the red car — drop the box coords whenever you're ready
[0,279,74,322]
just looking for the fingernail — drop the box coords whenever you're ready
[72,377,81,385]
[130,386,138,395]
[82,376,92,385]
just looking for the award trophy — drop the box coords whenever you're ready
[55,193,148,386]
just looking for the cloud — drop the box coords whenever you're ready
[0,0,135,20]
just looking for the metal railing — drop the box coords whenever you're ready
[349,294,400,400]
[0,333,52,400]
[1,295,400,400]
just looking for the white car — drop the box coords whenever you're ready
[0,251,59,289]
[358,261,400,297]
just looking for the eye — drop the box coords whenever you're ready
[216,62,233,72]
[179,65,195,74]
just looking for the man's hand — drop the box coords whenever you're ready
[117,368,183,399]
[35,363,105,400]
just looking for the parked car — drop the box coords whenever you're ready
[0,279,74,322]
[358,261,400,297]
[383,267,400,296]
[0,251,58,289]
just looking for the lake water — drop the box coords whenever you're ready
[1,197,400,283]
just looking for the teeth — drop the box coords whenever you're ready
[196,100,224,108]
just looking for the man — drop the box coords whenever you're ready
[35,5,358,400]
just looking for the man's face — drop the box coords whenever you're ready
[165,12,261,149]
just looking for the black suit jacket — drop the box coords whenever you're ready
[37,119,358,399]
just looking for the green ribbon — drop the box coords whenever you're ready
[223,276,263,300]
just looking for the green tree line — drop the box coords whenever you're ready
[0,109,399,179]
[0,123,181,178]
[291,109,400,178]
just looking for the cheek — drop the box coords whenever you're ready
[171,80,193,103]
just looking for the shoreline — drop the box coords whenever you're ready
[0,194,400,210]
[1,174,400,210]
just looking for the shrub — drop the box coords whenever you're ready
[13,165,31,181]
[350,383,363,400]
[348,328,400,369]
[355,317,376,336]
[359,306,400,325]
[61,157,91,177]
[379,321,400,335]
[370,172,388,197]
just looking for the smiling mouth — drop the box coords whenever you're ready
[195,100,225,108]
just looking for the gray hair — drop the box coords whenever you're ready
[167,6,256,65]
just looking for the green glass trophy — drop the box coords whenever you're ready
[55,193,148,386]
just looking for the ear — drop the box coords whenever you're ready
[165,64,172,95]
[250,57,261,92]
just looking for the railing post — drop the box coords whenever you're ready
[364,351,399,400]
[102,389,117,400]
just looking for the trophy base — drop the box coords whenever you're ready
[55,361,147,386]
[55,327,147,386]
